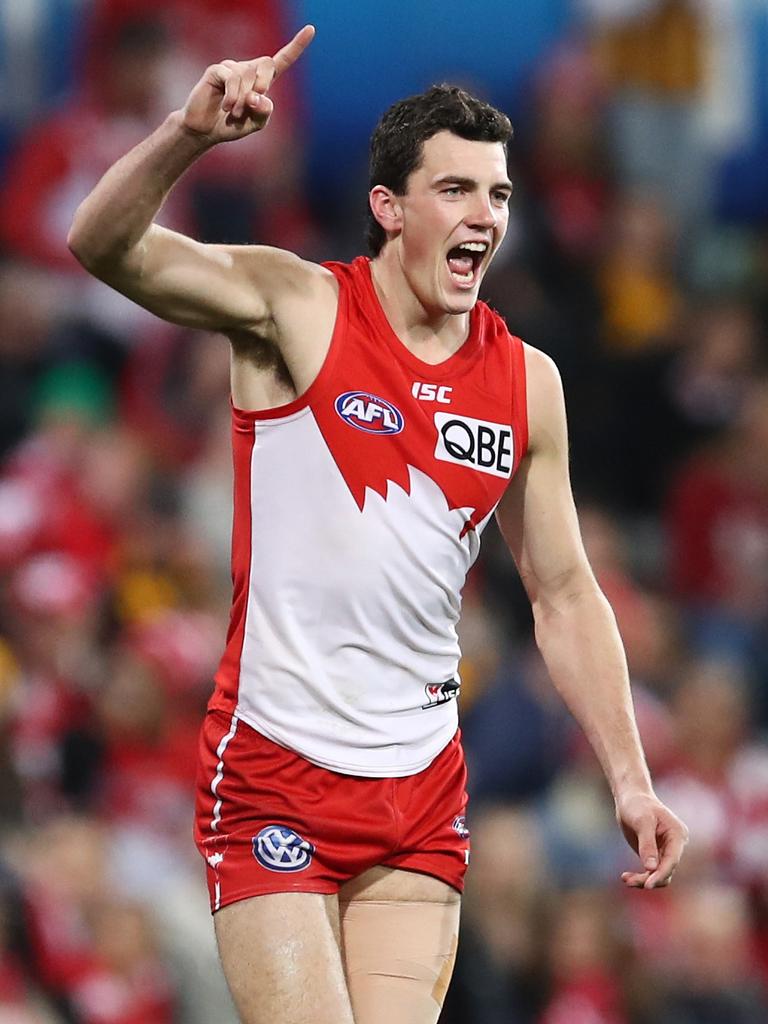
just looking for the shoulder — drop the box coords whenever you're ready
[523,343,561,392]
[227,246,341,344]
[522,344,567,456]
[470,305,562,400]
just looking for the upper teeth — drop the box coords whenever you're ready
[458,242,487,252]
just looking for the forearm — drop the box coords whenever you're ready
[67,110,209,273]
[533,581,652,800]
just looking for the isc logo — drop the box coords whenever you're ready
[412,382,453,404]
[335,391,404,435]
[434,412,513,478]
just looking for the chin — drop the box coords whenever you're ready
[442,290,479,315]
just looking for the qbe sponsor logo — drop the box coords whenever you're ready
[335,391,404,435]
[252,825,316,873]
[434,412,513,478]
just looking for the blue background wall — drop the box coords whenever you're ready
[295,0,571,184]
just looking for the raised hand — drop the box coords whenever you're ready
[181,24,315,145]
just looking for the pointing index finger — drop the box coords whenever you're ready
[272,24,315,79]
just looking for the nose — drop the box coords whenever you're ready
[466,192,498,231]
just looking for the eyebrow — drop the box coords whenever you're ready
[433,175,514,192]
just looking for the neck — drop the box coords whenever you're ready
[370,246,471,362]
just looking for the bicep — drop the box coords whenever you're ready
[496,348,594,605]
[99,225,300,332]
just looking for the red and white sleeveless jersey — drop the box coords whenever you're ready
[209,257,528,777]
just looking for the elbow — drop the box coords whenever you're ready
[66,215,95,271]
[66,202,115,274]
[530,567,606,625]
[66,215,124,279]
[66,228,86,267]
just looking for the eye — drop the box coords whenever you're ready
[493,190,511,205]
[442,186,463,196]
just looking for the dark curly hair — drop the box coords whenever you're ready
[367,84,513,256]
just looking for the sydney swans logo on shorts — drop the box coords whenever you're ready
[252,825,316,873]
[335,391,404,435]
[434,411,513,478]
[422,678,461,710]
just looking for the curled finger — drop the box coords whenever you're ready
[244,90,267,116]
[251,56,277,95]
[645,860,678,888]
[250,93,274,125]
[645,829,687,888]
[621,869,651,888]
[219,68,240,113]
[232,74,257,118]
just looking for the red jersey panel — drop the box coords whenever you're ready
[210,256,528,776]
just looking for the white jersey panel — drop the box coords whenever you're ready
[235,407,483,777]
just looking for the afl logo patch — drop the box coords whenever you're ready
[335,391,404,435]
[252,825,316,873]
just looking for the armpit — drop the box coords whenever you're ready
[229,327,295,391]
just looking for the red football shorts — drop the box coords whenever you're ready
[194,709,471,913]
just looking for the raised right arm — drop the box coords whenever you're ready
[67,27,317,335]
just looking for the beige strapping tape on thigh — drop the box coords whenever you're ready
[340,901,460,1024]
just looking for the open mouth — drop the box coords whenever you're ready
[446,242,488,287]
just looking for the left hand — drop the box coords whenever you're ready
[616,790,688,889]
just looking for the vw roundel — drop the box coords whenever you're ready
[335,391,404,435]
[252,825,315,873]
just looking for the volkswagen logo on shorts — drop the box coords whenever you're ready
[335,391,404,435]
[252,825,316,873]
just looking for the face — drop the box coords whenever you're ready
[378,130,512,316]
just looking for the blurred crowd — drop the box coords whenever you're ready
[0,1,766,1022]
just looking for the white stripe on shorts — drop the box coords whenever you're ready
[210,714,239,833]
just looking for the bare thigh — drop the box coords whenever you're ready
[339,868,461,1024]
[214,892,356,1024]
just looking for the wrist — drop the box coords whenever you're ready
[165,109,217,155]
[613,775,655,805]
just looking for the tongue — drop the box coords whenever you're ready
[448,255,473,276]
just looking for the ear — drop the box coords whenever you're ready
[369,185,403,240]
